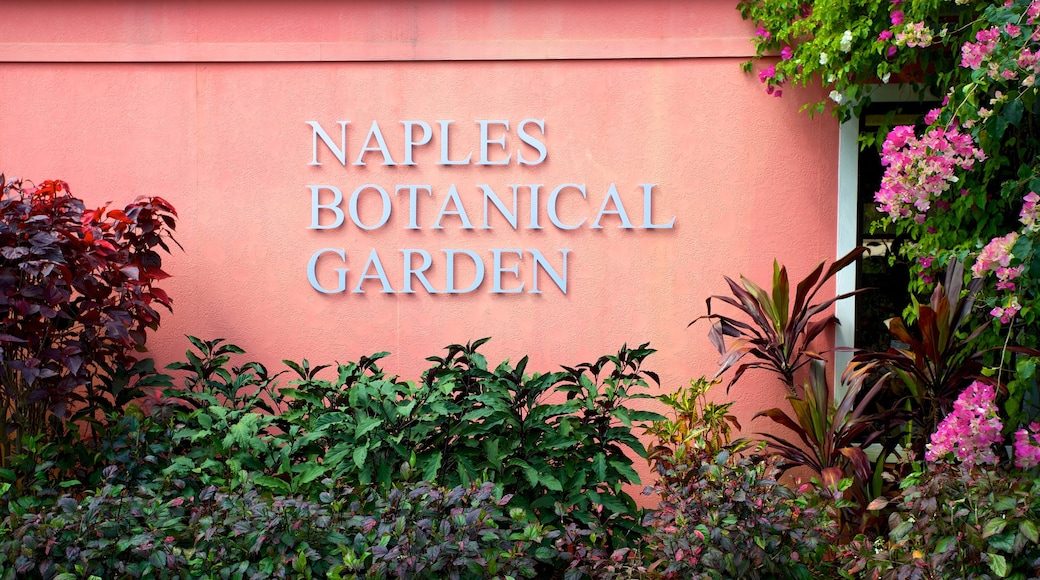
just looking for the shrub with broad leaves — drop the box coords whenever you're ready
[0,474,550,580]
[644,448,840,580]
[0,175,177,469]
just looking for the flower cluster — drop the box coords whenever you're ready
[1021,192,1040,232]
[973,232,1020,282]
[925,381,1003,469]
[972,230,1025,323]
[961,27,1001,70]
[839,29,854,53]
[990,295,1022,324]
[876,124,986,220]
[757,64,783,97]
[895,22,933,48]
[1013,422,1040,469]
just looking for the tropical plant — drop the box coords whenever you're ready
[755,359,902,532]
[646,375,747,484]
[0,176,178,468]
[693,246,867,394]
[125,335,662,569]
[739,0,1040,410]
[843,260,1038,457]
[280,339,663,552]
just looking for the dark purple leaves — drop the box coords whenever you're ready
[692,247,868,392]
[0,176,178,457]
[0,246,27,260]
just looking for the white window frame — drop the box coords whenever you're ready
[834,84,931,395]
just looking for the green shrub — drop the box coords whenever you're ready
[0,336,665,578]
[275,338,662,551]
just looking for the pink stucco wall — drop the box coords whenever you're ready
[0,1,839,483]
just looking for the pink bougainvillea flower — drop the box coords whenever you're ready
[990,296,1021,324]
[876,123,985,221]
[755,24,771,40]
[759,64,776,82]
[781,46,793,60]
[925,381,1003,469]
[1013,423,1040,469]
[891,10,904,25]
[1030,0,1040,24]
[1020,191,1040,231]
[973,232,1018,278]
[878,29,894,41]
[962,27,1001,69]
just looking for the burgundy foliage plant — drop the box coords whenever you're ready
[0,175,178,465]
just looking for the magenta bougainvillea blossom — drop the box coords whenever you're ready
[1013,422,1040,469]
[875,123,985,221]
[971,231,1024,322]
[925,381,1003,469]
[972,233,1022,289]
[927,382,1040,469]
[961,27,1002,70]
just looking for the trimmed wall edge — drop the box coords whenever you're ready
[0,38,757,63]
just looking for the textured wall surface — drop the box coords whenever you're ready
[0,0,840,487]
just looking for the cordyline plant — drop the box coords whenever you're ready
[0,176,178,468]
[692,246,867,394]
[755,358,902,533]
[844,259,1039,458]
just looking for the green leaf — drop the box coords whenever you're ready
[353,446,368,470]
[354,416,383,439]
[989,553,1008,577]
[422,451,442,482]
[608,460,641,484]
[1004,98,1023,124]
[325,442,354,470]
[1018,358,1037,380]
[626,410,666,422]
[485,439,501,469]
[254,475,290,493]
[1021,520,1039,544]
[983,517,1008,538]
[989,533,1016,553]
[538,472,564,492]
[196,410,213,429]
[993,496,1018,512]
[890,520,913,542]
[294,462,329,485]
[313,412,349,430]
[989,115,1008,140]
[585,451,605,478]
[935,535,957,553]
